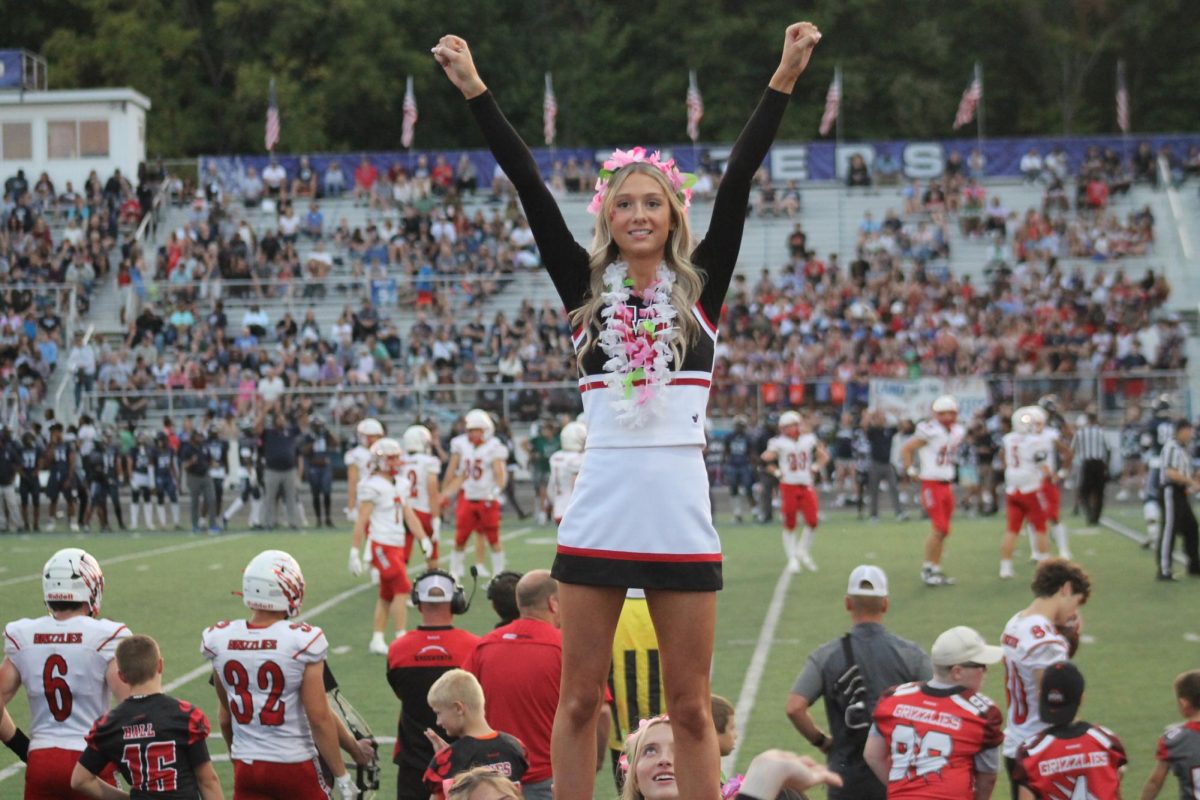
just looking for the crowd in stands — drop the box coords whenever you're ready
[23,136,1191,429]
[0,163,165,425]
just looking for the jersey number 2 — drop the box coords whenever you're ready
[122,741,178,791]
[223,660,286,725]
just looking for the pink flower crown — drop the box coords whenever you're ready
[587,147,697,215]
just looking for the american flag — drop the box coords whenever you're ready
[264,78,280,152]
[543,72,557,146]
[1116,59,1129,133]
[818,68,841,137]
[686,70,703,143]
[401,75,418,149]
[953,68,982,130]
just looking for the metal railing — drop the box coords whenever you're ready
[85,380,584,434]
[75,370,1189,434]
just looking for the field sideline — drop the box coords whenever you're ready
[1,502,1197,798]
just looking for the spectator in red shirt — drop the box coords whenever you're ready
[431,155,455,196]
[464,570,565,800]
[1085,174,1110,211]
[354,156,379,206]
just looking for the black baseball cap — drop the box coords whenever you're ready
[1040,661,1084,725]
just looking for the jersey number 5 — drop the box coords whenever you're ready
[122,741,178,791]
[224,660,286,726]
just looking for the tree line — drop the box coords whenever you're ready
[3,0,1195,157]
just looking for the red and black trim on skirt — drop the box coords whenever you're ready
[551,545,722,592]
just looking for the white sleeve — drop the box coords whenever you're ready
[492,442,510,463]
[1025,638,1069,671]
[2,622,22,657]
[292,625,328,665]
[358,479,382,508]
[95,620,130,661]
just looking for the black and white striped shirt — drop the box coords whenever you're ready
[1160,439,1193,485]
[1071,425,1110,462]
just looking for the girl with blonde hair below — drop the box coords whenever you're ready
[620,716,843,800]
[433,22,822,800]
[445,766,523,800]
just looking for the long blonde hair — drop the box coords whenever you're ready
[445,766,522,799]
[569,164,704,371]
[620,716,672,800]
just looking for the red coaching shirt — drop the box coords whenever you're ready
[464,619,561,784]
[1013,722,1127,800]
[386,626,481,771]
[871,681,1003,799]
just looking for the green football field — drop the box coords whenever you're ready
[1,500,1196,798]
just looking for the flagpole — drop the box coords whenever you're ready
[835,63,843,259]
[974,62,985,167]
[1117,59,1130,166]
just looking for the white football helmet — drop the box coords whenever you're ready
[464,409,495,436]
[560,422,587,453]
[402,425,433,454]
[1028,405,1048,433]
[43,548,105,616]
[242,550,305,618]
[356,418,385,447]
[1012,407,1036,435]
[932,395,959,414]
[370,437,404,472]
[778,411,802,430]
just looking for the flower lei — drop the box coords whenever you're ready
[597,261,677,428]
[587,146,697,216]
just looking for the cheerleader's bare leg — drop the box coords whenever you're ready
[551,584,626,799]
[645,588,720,800]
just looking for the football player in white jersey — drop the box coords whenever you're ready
[999,407,1053,579]
[401,425,443,569]
[349,439,433,654]
[548,421,587,524]
[0,548,131,800]
[441,409,509,580]
[345,418,385,587]
[1027,406,1074,559]
[201,549,357,800]
[900,395,967,586]
[761,411,829,573]
[344,418,384,523]
[1000,558,1090,795]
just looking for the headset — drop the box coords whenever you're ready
[485,570,524,602]
[410,568,475,615]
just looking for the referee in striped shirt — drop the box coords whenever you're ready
[1072,413,1112,525]
[1157,419,1200,581]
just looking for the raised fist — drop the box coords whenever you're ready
[779,22,822,79]
[431,35,486,99]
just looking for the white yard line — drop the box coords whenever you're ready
[722,566,794,775]
[0,533,250,589]
[1100,515,1188,568]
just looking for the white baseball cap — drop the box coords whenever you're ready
[846,565,889,597]
[931,625,1003,667]
[414,572,456,603]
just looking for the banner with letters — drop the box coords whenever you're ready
[869,377,990,423]
[201,132,1200,199]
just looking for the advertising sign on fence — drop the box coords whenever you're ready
[869,377,990,422]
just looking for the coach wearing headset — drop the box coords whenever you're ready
[386,570,481,800]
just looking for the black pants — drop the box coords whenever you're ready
[1159,485,1200,577]
[1079,459,1108,525]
